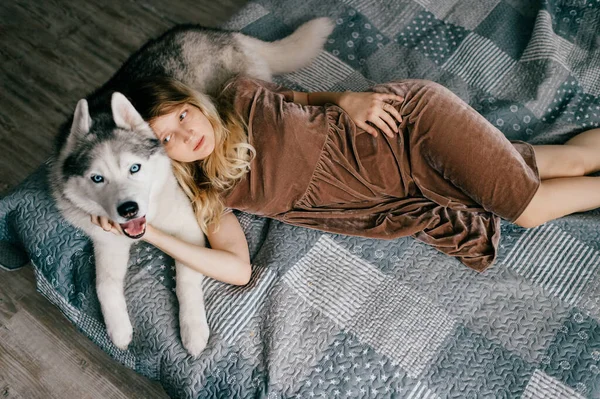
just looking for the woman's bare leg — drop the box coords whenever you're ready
[532,128,600,179]
[514,128,600,227]
[514,176,600,227]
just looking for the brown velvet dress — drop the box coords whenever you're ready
[220,76,540,271]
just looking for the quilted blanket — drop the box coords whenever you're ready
[2,0,600,397]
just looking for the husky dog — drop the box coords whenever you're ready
[50,18,334,355]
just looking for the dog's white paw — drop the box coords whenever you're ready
[107,320,133,350]
[180,317,210,357]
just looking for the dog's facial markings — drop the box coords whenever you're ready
[62,148,93,180]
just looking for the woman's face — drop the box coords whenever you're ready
[150,103,216,162]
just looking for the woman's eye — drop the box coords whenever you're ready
[91,175,104,183]
[179,111,187,122]
[163,134,171,144]
[130,164,141,174]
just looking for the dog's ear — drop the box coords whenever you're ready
[70,99,92,137]
[111,92,145,130]
[65,99,92,153]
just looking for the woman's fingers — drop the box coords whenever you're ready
[379,109,399,133]
[110,223,123,236]
[371,116,395,138]
[384,102,403,124]
[364,107,398,138]
[347,92,405,138]
[356,121,378,137]
[379,93,404,104]
[99,216,112,232]
[90,214,122,235]
[378,94,403,124]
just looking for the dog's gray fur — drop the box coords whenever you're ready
[50,18,334,355]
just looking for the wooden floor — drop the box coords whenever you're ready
[0,0,247,397]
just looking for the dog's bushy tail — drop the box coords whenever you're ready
[238,17,335,74]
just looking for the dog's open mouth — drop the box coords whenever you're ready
[120,216,147,239]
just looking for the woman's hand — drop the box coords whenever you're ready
[337,92,404,138]
[90,215,123,236]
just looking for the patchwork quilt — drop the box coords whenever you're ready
[2,0,600,397]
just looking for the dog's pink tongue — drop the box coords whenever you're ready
[121,216,146,236]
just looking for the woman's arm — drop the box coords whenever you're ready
[292,90,404,138]
[91,213,252,286]
[143,212,251,286]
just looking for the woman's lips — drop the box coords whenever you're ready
[194,136,205,151]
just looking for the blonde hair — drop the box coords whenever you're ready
[128,77,254,233]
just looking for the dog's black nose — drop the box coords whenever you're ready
[117,201,139,219]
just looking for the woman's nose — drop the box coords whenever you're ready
[183,129,194,143]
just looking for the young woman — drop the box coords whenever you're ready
[92,75,600,282]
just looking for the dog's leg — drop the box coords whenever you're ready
[176,262,209,356]
[94,238,134,350]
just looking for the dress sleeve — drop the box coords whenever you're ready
[221,76,296,114]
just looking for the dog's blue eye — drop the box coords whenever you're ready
[130,164,141,174]
[91,175,104,183]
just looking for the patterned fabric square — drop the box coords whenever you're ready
[221,2,270,30]
[501,224,600,306]
[545,0,595,42]
[330,234,417,276]
[288,332,414,398]
[204,267,278,345]
[413,0,502,30]
[542,77,600,127]
[474,92,539,140]
[253,0,347,27]
[518,9,600,97]
[442,32,518,93]
[325,7,391,70]
[349,277,456,379]
[520,11,574,68]
[579,255,600,321]
[282,50,356,91]
[341,0,424,38]
[244,283,341,396]
[522,369,586,399]
[364,41,438,83]
[239,13,294,42]
[397,11,469,66]
[507,58,571,119]
[540,309,600,397]
[327,70,374,92]
[425,325,536,398]
[370,237,486,321]
[463,272,570,364]
[190,347,262,399]
[568,45,600,96]
[283,236,386,327]
[504,0,541,18]
[236,216,324,276]
[474,0,537,59]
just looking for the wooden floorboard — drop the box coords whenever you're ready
[0,266,168,398]
[0,0,248,396]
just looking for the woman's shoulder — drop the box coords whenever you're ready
[221,75,294,100]
[221,75,266,95]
